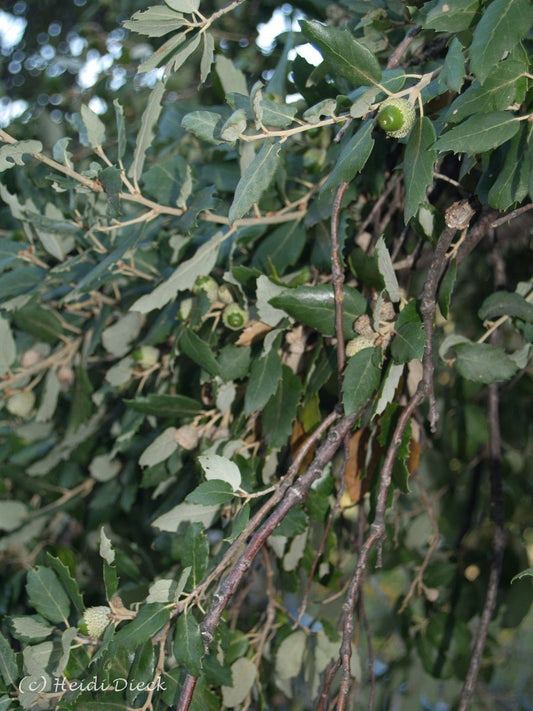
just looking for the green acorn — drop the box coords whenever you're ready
[193,275,219,302]
[222,303,249,331]
[377,98,415,138]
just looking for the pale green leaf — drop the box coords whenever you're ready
[222,658,257,707]
[198,454,242,490]
[152,502,220,531]
[434,112,520,154]
[300,20,382,87]
[166,0,200,12]
[0,501,28,532]
[470,0,533,84]
[80,105,105,148]
[166,33,201,75]
[200,32,215,84]
[229,141,282,223]
[181,110,223,144]
[139,427,178,467]
[137,32,186,74]
[375,236,400,302]
[99,526,115,565]
[275,630,307,680]
[404,117,437,222]
[124,6,186,37]
[10,617,53,642]
[216,54,248,95]
[0,316,16,376]
[220,108,248,142]
[0,140,42,172]
[374,362,404,417]
[128,82,165,182]
[303,98,337,124]
[130,230,228,313]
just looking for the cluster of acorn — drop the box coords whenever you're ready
[192,275,249,331]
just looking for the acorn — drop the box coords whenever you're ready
[193,275,219,302]
[222,303,249,331]
[83,606,111,638]
[377,98,415,138]
[6,391,36,418]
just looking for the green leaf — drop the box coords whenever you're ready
[321,121,374,194]
[186,479,235,505]
[244,339,283,414]
[174,611,204,676]
[444,61,524,125]
[12,304,64,344]
[100,165,122,216]
[103,562,119,600]
[487,124,530,210]
[261,97,297,128]
[181,523,209,587]
[124,393,203,418]
[0,316,15,376]
[46,554,85,613]
[272,507,308,537]
[434,112,520,155]
[0,140,42,172]
[262,365,304,448]
[124,6,186,37]
[438,38,465,92]
[342,347,382,414]
[114,603,170,647]
[391,321,425,364]
[9,616,53,642]
[375,236,400,302]
[139,427,178,468]
[26,567,70,624]
[424,0,478,32]
[470,0,533,84]
[181,110,223,145]
[68,366,94,433]
[511,567,533,583]
[0,631,18,686]
[438,260,457,319]
[478,291,533,322]
[229,141,282,223]
[179,328,220,376]
[143,154,190,206]
[0,500,27,531]
[80,105,105,148]
[453,342,519,383]
[404,117,437,222]
[300,20,382,87]
[270,284,367,338]
[128,81,165,182]
[138,32,186,74]
[252,221,306,274]
[218,345,251,382]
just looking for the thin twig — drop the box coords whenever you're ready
[490,202,533,228]
[331,182,350,383]
[386,25,422,69]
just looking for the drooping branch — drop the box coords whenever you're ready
[175,409,362,711]
[320,216,459,708]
